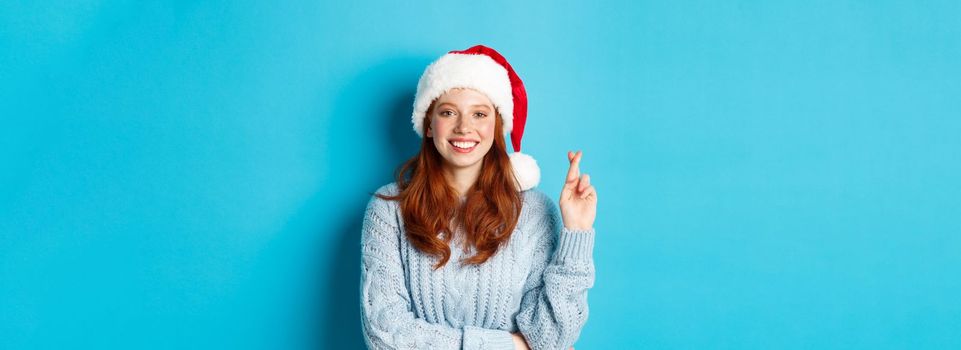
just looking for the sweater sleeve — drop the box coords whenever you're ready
[360,190,516,350]
[514,192,595,350]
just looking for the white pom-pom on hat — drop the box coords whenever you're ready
[412,45,540,191]
[509,152,540,191]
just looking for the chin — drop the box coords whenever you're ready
[454,159,481,168]
[443,157,480,168]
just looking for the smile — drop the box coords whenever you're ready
[449,140,478,153]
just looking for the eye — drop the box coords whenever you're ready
[473,112,488,118]
[440,110,455,117]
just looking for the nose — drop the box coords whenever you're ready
[454,115,472,134]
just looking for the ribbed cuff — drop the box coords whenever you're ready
[463,326,514,350]
[553,227,595,263]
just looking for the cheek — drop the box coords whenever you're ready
[478,119,496,139]
[433,118,455,133]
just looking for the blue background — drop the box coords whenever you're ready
[3,1,960,349]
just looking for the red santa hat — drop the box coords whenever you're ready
[411,44,540,191]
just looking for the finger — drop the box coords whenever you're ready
[577,174,590,193]
[565,151,581,184]
[580,185,596,200]
[566,150,583,183]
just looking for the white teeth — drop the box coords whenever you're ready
[451,141,478,149]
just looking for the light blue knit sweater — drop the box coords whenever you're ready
[360,183,595,350]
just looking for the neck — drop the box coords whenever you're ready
[442,161,482,197]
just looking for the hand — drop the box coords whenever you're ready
[511,332,530,350]
[511,332,575,350]
[560,150,597,230]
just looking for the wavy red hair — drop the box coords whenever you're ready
[377,102,523,269]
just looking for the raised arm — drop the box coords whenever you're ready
[514,191,595,350]
[360,192,516,350]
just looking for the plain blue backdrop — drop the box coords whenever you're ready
[2,1,960,349]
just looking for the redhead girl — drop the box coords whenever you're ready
[360,45,597,350]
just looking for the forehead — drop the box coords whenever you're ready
[434,88,494,107]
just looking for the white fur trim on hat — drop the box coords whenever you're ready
[411,53,514,137]
[509,152,540,191]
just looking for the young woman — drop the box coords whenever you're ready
[360,45,597,350]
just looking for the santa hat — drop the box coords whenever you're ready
[411,45,540,191]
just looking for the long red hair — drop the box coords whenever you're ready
[377,102,523,269]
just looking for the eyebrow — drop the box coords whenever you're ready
[436,102,492,110]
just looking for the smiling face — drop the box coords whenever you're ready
[425,88,499,174]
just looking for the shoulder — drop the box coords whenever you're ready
[364,182,401,225]
[520,187,557,217]
[517,188,560,243]
[373,182,400,197]
[360,183,403,253]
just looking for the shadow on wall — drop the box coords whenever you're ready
[308,55,431,348]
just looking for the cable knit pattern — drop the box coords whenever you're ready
[360,183,595,350]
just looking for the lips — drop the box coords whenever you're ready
[449,140,478,153]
